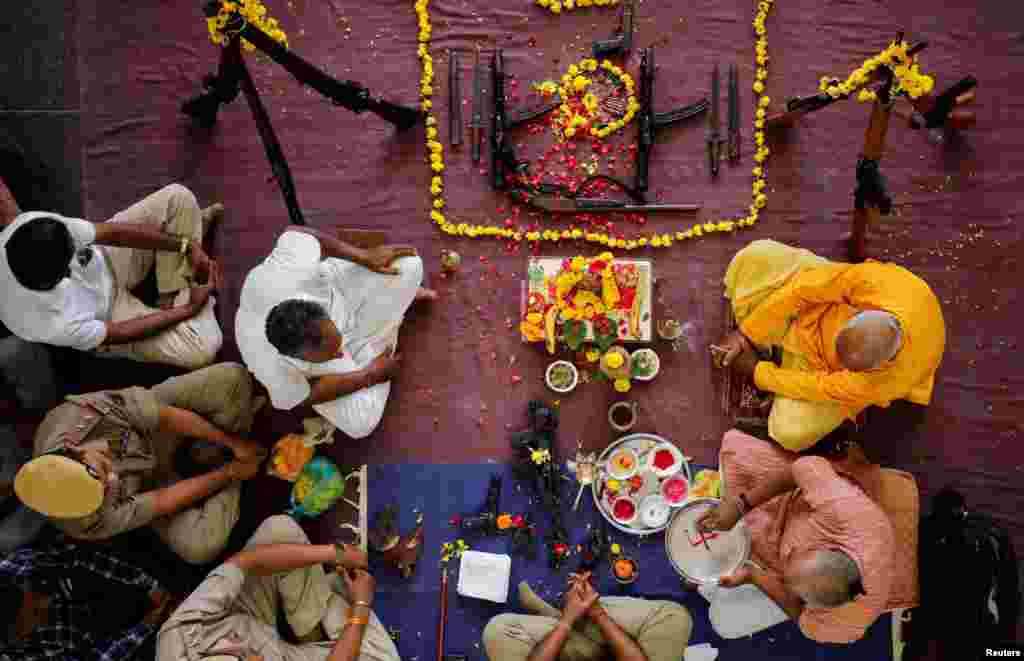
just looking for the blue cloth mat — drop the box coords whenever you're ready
[368,463,890,661]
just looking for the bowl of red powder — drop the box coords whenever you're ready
[661,475,689,506]
[649,443,683,478]
[610,495,639,525]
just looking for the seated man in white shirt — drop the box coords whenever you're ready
[236,227,435,440]
[0,184,223,370]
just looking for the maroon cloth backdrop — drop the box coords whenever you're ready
[75,0,1024,640]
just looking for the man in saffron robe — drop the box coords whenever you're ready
[713,240,945,451]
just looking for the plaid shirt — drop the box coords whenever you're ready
[0,542,162,661]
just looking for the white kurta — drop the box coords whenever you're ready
[235,231,422,439]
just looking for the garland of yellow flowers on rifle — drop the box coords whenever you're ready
[413,0,776,250]
[818,40,935,104]
[206,0,289,51]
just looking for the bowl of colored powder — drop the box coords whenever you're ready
[545,360,579,393]
[613,556,638,584]
[661,475,689,506]
[610,495,639,526]
[650,443,683,478]
[607,447,639,480]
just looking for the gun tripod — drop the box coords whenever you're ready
[182,2,422,225]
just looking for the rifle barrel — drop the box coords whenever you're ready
[438,568,448,661]
[528,196,700,213]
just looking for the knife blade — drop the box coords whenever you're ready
[469,46,483,162]
[449,50,462,147]
[707,63,724,177]
[727,63,741,163]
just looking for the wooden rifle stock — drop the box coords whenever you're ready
[849,72,895,263]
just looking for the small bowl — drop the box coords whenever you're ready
[649,443,684,479]
[612,556,639,584]
[661,475,689,506]
[608,401,638,432]
[657,318,683,341]
[545,360,579,393]
[630,348,661,382]
[639,494,672,528]
[606,447,639,481]
[610,494,639,526]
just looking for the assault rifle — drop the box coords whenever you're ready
[592,0,635,58]
[490,49,561,190]
[636,47,710,192]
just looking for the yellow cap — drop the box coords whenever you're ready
[14,454,104,519]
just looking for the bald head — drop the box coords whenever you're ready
[785,550,861,609]
[836,310,902,371]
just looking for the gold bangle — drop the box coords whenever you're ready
[179,236,189,256]
[351,600,372,610]
[346,616,369,626]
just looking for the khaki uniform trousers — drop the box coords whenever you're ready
[235,515,401,661]
[483,597,692,661]
[96,183,223,370]
[149,362,254,565]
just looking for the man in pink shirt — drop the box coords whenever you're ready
[698,429,917,643]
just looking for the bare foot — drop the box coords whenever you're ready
[415,287,439,302]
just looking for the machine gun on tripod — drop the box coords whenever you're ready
[182,1,422,226]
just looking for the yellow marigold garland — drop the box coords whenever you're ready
[207,0,288,51]
[547,58,639,140]
[414,0,776,249]
[819,40,935,104]
[535,0,619,14]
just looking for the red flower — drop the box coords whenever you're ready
[553,543,568,556]
[449,515,462,527]
[512,514,526,528]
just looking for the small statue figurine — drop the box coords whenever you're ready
[440,249,461,272]
[369,504,425,579]
[567,441,598,511]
